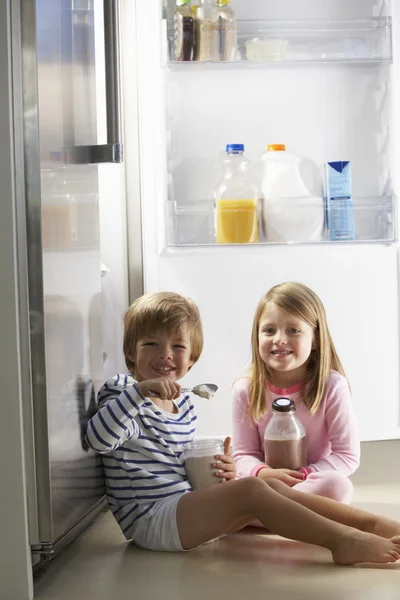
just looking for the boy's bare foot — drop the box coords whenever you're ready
[331,532,400,565]
[367,515,400,539]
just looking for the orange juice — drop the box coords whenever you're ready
[216,199,258,243]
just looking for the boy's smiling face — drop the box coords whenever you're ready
[129,329,194,383]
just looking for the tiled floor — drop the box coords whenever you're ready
[34,442,400,600]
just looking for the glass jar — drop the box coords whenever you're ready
[175,0,195,61]
[194,0,218,62]
[215,0,237,62]
[263,398,307,470]
[182,438,224,490]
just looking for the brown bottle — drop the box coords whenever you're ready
[175,0,195,61]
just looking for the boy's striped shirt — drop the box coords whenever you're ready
[86,374,196,537]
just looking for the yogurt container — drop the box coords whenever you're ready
[183,439,224,490]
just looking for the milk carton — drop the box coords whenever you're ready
[325,161,355,241]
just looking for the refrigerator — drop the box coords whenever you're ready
[4,0,131,570]
[130,0,400,443]
[3,0,400,583]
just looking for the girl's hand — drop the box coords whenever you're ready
[213,436,236,482]
[136,378,182,400]
[257,467,305,487]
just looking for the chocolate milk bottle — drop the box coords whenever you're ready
[264,398,307,470]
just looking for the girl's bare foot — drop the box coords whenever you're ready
[367,515,400,539]
[331,532,400,565]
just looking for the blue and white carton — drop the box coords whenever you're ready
[325,161,355,241]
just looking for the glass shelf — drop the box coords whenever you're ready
[169,196,395,247]
[167,18,392,65]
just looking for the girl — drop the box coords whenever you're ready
[86,291,400,564]
[233,282,359,504]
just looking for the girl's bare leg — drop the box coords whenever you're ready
[176,478,400,565]
[267,479,400,538]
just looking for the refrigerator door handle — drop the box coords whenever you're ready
[103,0,123,157]
[64,0,123,165]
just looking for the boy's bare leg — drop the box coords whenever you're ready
[176,478,400,565]
[266,479,400,538]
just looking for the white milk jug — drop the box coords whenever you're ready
[260,145,324,243]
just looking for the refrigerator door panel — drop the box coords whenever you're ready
[10,2,41,544]
[30,0,107,547]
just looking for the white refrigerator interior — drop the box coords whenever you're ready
[130,0,400,441]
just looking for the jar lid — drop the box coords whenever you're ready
[268,144,286,152]
[272,397,295,412]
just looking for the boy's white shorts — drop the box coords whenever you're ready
[129,492,189,552]
[128,491,224,552]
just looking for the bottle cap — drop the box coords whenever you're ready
[177,0,191,5]
[272,397,295,412]
[226,144,244,153]
[268,144,286,152]
[218,0,231,4]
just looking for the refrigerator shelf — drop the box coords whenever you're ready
[168,196,395,247]
[167,18,392,65]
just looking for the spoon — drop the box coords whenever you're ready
[183,383,218,399]
[147,383,218,400]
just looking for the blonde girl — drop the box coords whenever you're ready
[233,282,359,504]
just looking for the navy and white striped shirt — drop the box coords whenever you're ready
[86,374,197,538]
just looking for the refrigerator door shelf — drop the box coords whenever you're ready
[169,196,395,247]
[167,18,392,65]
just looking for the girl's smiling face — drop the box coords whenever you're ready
[129,329,193,382]
[258,301,315,388]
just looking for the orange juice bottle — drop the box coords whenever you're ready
[214,144,259,244]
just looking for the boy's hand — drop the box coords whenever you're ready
[257,467,305,487]
[136,378,182,400]
[213,436,236,482]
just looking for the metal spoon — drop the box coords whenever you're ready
[148,383,218,400]
[183,383,218,399]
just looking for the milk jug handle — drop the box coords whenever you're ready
[293,156,322,197]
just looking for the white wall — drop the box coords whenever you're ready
[0,2,33,599]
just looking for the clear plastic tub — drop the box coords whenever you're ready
[244,38,289,61]
[183,439,224,490]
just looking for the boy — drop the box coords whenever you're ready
[87,292,400,563]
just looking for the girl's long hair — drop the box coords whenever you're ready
[249,282,346,423]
